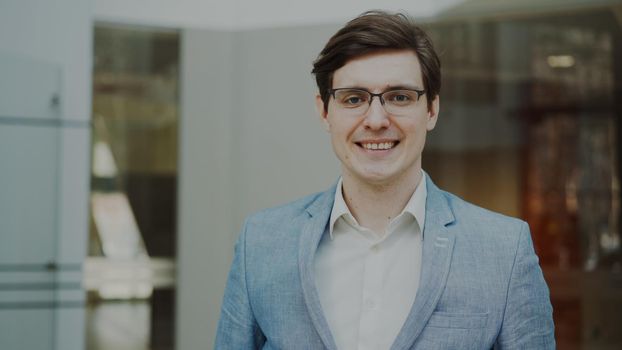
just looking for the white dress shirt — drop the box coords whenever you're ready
[314,172,427,350]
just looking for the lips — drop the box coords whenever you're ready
[356,140,399,150]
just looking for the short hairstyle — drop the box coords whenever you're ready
[312,10,441,112]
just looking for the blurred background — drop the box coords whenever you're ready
[0,0,620,349]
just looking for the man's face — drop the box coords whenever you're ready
[316,50,439,186]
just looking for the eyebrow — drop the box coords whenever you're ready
[336,85,424,92]
[386,85,423,91]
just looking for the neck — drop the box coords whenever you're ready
[341,168,422,236]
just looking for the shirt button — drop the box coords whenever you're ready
[371,245,379,253]
[365,299,376,309]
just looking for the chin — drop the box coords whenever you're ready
[355,170,396,185]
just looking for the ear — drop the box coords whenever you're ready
[426,95,440,131]
[315,94,330,132]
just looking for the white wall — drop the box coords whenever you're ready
[177,29,235,349]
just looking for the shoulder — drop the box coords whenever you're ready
[437,189,528,248]
[425,174,526,235]
[444,190,525,228]
[239,188,332,243]
[435,190,537,282]
[245,191,325,225]
[236,189,330,260]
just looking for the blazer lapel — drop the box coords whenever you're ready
[391,176,456,350]
[298,184,338,350]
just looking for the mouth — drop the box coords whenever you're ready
[356,140,400,151]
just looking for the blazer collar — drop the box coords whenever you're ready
[299,181,338,350]
[390,174,456,349]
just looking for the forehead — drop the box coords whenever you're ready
[332,50,423,89]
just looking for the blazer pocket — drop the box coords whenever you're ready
[426,311,488,329]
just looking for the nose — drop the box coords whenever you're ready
[363,96,390,130]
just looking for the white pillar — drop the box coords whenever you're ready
[176,29,236,349]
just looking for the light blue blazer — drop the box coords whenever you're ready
[215,176,555,349]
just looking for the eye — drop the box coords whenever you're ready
[393,94,410,102]
[345,96,364,105]
[385,90,416,105]
[336,90,368,107]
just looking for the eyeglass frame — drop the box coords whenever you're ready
[327,87,426,115]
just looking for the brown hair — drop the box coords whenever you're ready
[312,10,441,112]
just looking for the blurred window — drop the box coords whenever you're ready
[87,24,179,350]
[423,5,621,349]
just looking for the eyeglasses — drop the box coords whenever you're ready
[328,88,426,116]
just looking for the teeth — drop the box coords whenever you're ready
[362,142,395,150]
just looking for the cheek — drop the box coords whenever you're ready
[329,130,348,154]
[328,127,356,161]
[328,120,356,142]
[401,123,428,147]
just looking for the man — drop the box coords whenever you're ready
[215,11,555,350]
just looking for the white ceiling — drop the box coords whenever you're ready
[93,0,467,30]
[94,0,622,30]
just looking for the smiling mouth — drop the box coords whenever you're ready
[356,141,399,150]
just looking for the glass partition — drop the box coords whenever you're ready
[0,53,62,350]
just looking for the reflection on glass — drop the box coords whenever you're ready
[424,5,621,349]
[87,24,179,350]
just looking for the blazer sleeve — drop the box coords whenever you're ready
[215,220,266,349]
[494,221,555,349]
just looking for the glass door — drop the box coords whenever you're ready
[0,52,63,350]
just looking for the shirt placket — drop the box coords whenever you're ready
[357,237,384,350]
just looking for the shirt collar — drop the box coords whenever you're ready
[329,177,350,238]
[329,170,427,239]
[404,170,427,234]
